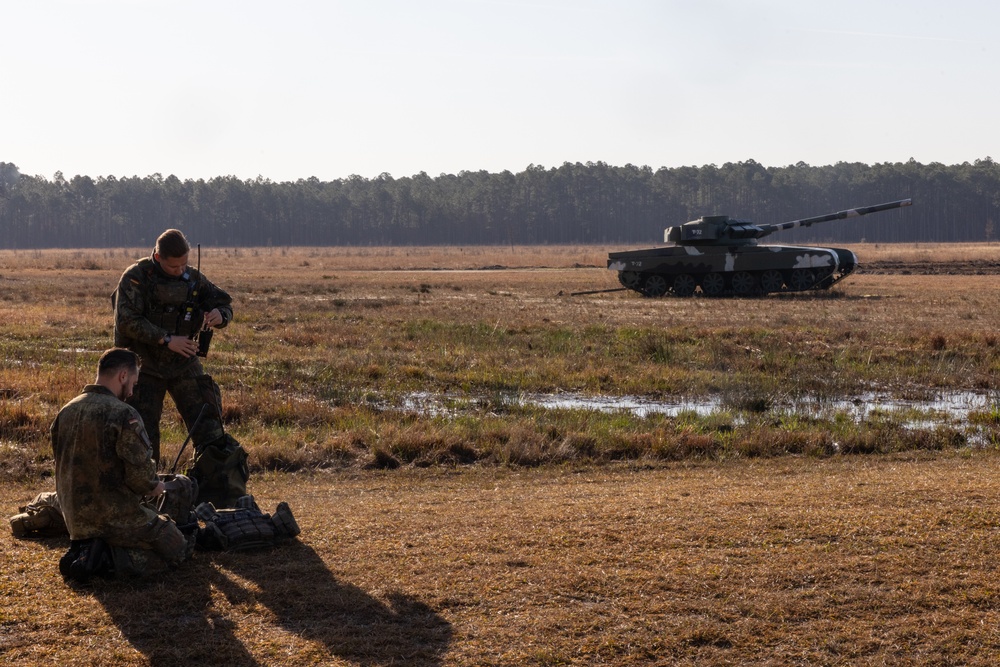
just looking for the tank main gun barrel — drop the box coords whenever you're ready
[755,198,912,238]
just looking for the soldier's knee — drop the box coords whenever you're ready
[149,515,193,566]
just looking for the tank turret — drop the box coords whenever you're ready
[608,199,912,297]
[664,199,912,246]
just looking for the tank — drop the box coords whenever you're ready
[607,199,912,297]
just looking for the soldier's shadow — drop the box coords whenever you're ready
[91,541,453,666]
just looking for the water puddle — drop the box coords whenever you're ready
[797,392,988,427]
[394,389,996,428]
[396,391,720,418]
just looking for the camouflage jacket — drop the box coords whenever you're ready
[51,385,160,543]
[113,256,233,379]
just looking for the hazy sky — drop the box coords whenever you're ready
[5,0,997,182]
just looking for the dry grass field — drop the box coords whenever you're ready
[6,455,1000,666]
[2,243,1000,665]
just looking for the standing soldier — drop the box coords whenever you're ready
[52,348,193,581]
[113,229,248,508]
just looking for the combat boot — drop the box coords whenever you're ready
[59,538,114,583]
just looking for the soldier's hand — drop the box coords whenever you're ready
[167,335,199,358]
[203,308,224,328]
[151,480,166,497]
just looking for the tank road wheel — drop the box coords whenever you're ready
[731,271,757,295]
[642,274,669,298]
[789,269,816,291]
[700,272,725,297]
[760,269,784,294]
[672,274,697,297]
[617,271,642,290]
[813,268,835,288]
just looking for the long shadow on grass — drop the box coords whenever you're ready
[89,564,261,666]
[212,541,453,666]
[90,541,452,666]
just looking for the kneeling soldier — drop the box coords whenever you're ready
[51,348,194,582]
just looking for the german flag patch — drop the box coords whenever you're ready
[129,417,152,447]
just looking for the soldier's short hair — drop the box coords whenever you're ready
[155,229,191,259]
[98,348,140,376]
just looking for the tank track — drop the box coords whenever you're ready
[618,265,856,298]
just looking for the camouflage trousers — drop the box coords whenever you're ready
[116,513,192,571]
[60,475,197,582]
[110,474,196,570]
[61,515,193,582]
[128,370,226,464]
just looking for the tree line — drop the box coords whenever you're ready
[0,158,997,249]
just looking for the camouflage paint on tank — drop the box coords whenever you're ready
[608,199,909,297]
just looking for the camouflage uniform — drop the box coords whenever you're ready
[114,256,248,508]
[50,385,188,570]
[113,256,234,461]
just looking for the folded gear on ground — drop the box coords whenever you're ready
[195,494,300,551]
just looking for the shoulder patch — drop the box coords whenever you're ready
[129,417,152,448]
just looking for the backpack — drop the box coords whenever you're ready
[9,491,68,538]
[187,434,250,509]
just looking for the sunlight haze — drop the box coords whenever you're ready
[5,0,996,181]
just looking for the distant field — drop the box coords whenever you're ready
[1,244,999,475]
[3,240,997,270]
[1,244,1000,665]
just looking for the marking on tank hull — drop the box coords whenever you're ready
[793,249,836,269]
